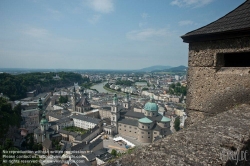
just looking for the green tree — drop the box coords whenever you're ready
[59,96,68,103]
[111,149,117,157]
[141,87,149,91]
[174,117,180,131]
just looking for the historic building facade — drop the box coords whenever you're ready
[105,94,172,143]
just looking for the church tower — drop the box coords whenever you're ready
[37,98,43,120]
[40,111,48,142]
[123,93,130,110]
[111,94,120,134]
[71,86,76,112]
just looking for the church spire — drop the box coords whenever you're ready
[113,94,118,105]
[37,98,43,111]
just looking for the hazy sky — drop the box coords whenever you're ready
[0,0,245,70]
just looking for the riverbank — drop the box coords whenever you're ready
[103,84,139,97]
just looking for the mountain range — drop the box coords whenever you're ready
[137,65,187,72]
[137,65,172,72]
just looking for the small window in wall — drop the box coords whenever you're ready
[142,126,144,128]
[148,132,150,134]
[148,137,150,138]
[217,52,250,67]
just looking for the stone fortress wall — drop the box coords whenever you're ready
[186,37,250,125]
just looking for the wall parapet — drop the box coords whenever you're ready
[105,103,250,165]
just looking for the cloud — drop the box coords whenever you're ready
[46,8,63,20]
[171,0,214,8]
[88,0,114,13]
[23,28,49,38]
[139,22,147,28]
[88,15,101,24]
[126,28,171,41]
[139,13,149,27]
[178,20,194,26]
[141,13,149,19]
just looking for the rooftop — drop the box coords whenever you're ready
[71,114,101,124]
[182,0,250,42]
[138,117,153,124]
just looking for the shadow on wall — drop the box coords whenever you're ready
[205,87,250,115]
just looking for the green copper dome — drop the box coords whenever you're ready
[40,111,48,125]
[161,116,171,122]
[40,118,48,125]
[138,117,153,124]
[113,94,118,100]
[144,100,158,112]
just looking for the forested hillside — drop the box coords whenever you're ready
[0,97,22,142]
[0,72,89,100]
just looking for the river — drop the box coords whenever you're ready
[91,81,112,93]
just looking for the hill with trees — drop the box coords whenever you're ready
[0,72,89,100]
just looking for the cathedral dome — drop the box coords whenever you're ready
[144,98,158,112]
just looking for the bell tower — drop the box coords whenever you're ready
[123,93,130,110]
[71,86,76,112]
[111,94,120,134]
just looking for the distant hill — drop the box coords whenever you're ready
[153,65,187,72]
[137,65,172,72]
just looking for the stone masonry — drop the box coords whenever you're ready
[105,103,250,166]
[186,37,250,126]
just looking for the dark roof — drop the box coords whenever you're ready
[118,118,138,126]
[182,0,250,42]
[93,148,108,156]
[124,111,144,119]
[42,138,52,149]
[82,139,103,151]
[71,138,102,151]
[76,97,91,107]
[101,106,111,111]
[71,142,87,151]
[96,152,113,162]
[47,110,71,119]
[83,152,96,161]
[147,114,163,122]
[71,114,101,124]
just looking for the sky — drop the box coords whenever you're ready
[0,0,245,70]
